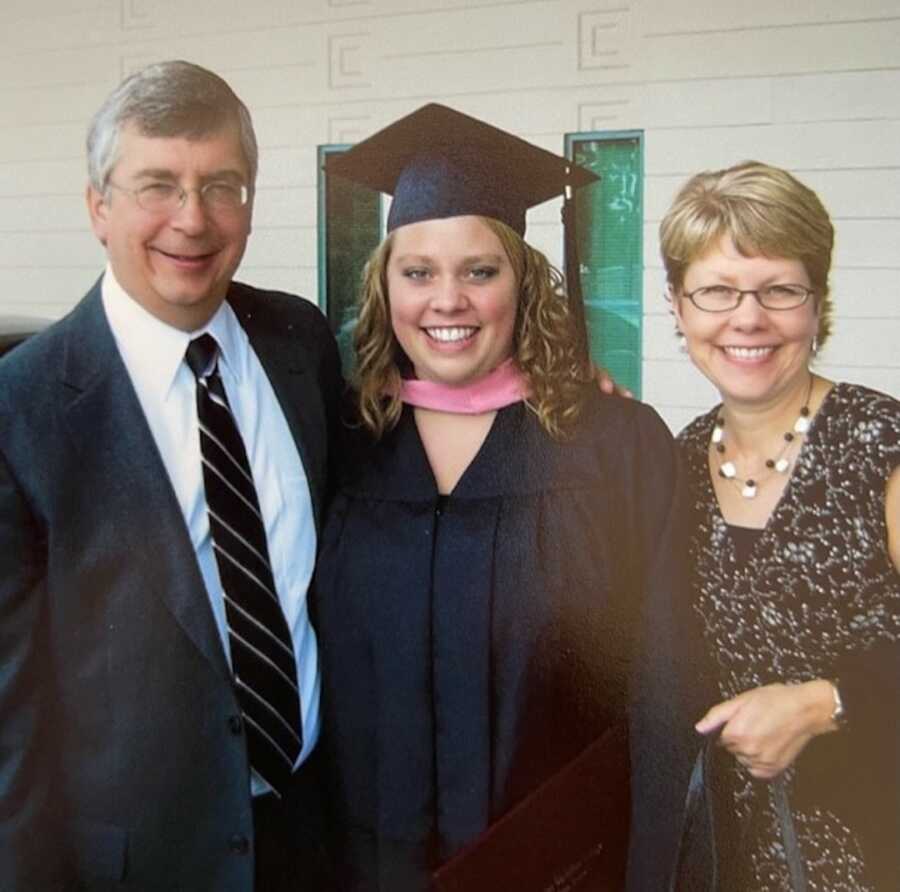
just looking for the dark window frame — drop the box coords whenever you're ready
[316,143,384,375]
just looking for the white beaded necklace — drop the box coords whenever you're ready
[710,377,814,499]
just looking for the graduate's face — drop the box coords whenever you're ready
[674,235,819,411]
[387,215,518,386]
[86,122,253,332]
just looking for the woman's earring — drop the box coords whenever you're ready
[811,335,819,356]
[677,330,687,353]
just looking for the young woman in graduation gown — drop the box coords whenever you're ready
[314,104,703,892]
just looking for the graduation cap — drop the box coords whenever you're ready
[324,103,599,352]
[324,103,597,236]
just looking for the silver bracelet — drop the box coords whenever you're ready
[830,681,847,728]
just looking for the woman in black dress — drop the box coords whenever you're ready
[315,104,698,891]
[661,161,900,889]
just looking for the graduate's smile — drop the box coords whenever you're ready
[423,325,479,346]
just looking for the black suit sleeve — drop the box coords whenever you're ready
[0,450,66,889]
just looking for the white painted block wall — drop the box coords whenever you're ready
[0,0,897,429]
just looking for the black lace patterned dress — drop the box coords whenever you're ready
[678,383,900,891]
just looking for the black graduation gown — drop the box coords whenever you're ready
[315,390,700,891]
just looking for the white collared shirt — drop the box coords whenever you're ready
[101,266,320,793]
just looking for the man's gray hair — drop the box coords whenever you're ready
[86,60,258,192]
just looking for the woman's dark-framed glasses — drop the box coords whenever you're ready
[682,284,814,312]
[107,180,249,215]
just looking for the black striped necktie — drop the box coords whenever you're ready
[185,334,302,797]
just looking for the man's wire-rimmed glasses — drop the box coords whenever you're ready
[106,180,249,215]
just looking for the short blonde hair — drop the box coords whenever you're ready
[352,216,592,439]
[87,60,257,193]
[659,161,834,345]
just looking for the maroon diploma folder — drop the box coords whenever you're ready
[432,724,630,892]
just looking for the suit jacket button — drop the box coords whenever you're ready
[228,714,243,734]
[229,834,250,855]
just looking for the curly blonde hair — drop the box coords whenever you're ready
[352,216,592,439]
[659,160,834,346]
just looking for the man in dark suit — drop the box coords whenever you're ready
[0,60,341,891]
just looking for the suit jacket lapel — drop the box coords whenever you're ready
[59,283,231,680]
[229,289,328,534]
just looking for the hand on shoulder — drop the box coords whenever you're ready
[591,363,633,399]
